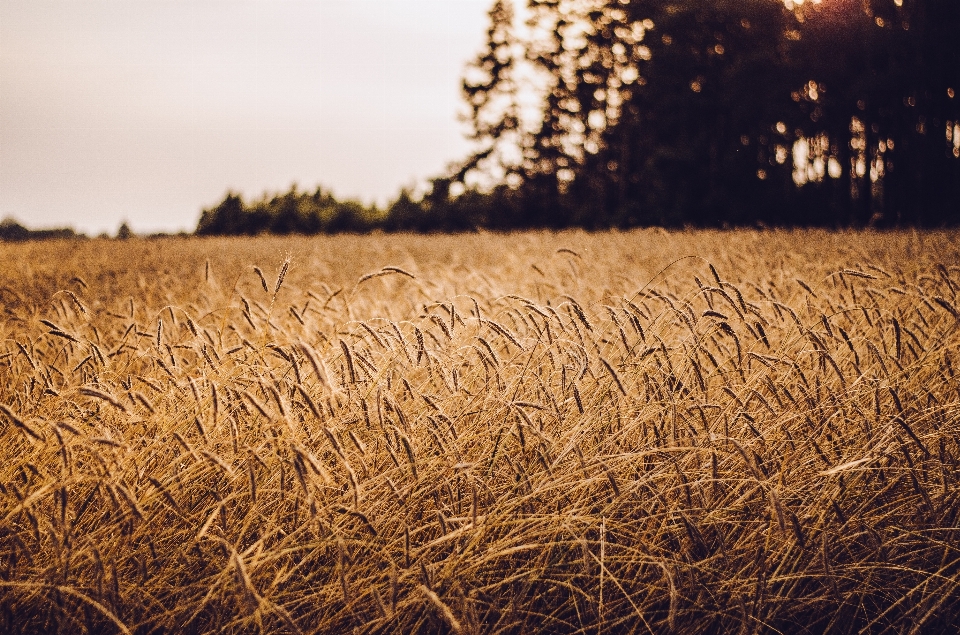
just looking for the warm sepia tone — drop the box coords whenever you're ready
[1,231,958,633]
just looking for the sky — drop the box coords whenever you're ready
[0,0,492,235]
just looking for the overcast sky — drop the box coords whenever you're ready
[0,0,491,234]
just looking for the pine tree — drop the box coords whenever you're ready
[458,0,523,188]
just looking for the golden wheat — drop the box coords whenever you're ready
[0,230,959,633]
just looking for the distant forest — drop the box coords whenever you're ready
[0,218,82,242]
[197,0,959,235]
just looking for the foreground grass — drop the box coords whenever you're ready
[1,230,959,634]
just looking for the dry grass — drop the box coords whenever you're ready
[1,230,959,634]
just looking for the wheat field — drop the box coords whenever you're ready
[1,230,959,634]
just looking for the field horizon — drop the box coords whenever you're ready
[2,229,959,633]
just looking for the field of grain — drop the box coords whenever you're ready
[1,230,959,634]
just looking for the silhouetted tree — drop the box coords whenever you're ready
[117,222,134,240]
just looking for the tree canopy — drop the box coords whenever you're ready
[456,0,960,227]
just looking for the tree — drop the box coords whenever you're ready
[459,1,524,187]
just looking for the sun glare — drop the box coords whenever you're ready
[784,0,823,8]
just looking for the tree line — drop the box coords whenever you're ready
[0,218,81,242]
[196,0,958,235]
[194,181,540,235]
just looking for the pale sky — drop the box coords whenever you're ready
[0,0,491,234]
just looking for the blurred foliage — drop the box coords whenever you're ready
[0,218,80,242]
[196,182,528,235]
[454,0,960,228]
[196,187,383,236]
